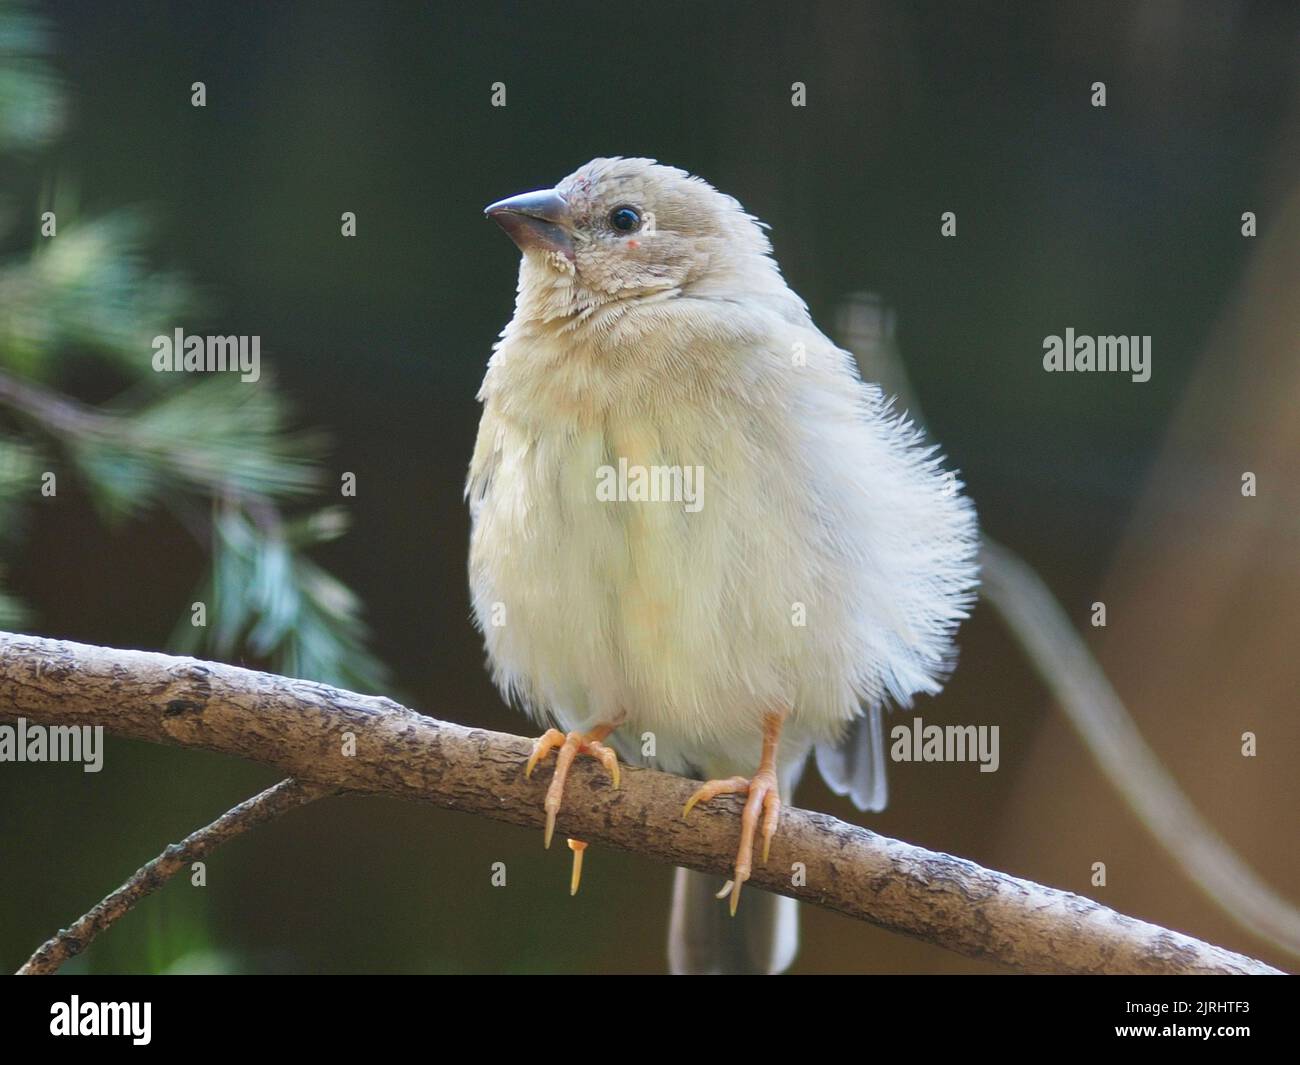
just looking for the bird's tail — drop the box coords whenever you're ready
[667,867,799,974]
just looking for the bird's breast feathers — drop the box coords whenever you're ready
[467,313,979,773]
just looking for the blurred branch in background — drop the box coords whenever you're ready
[0,0,388,692]
[837,292,1300,961]
[981,539,1300,958]
[1,631,1283,976]
[17,777,335,975]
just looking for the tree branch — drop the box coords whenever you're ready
[0,631,1283,975]
[16,777,335,975]
[980,538,1300,958]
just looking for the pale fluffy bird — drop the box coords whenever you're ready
[468,157,979,974]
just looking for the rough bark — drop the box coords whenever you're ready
[0,631,1282,975]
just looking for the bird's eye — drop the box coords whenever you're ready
[609,206,641,233]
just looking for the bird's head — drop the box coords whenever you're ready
[485,157,779,322]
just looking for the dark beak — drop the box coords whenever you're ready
[484,188,575,261]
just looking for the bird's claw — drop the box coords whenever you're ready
[567,838,587,896]
[524,727,620,852]
[682,768,782,915]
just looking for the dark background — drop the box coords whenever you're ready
[2,0,1297,973]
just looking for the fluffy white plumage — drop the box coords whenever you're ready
[467,158,979,972]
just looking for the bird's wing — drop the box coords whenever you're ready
[814,703,888,813]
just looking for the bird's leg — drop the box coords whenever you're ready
[682,709,786,915]
[524,722,621,894]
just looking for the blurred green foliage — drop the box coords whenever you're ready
[0,2,60,150]
[0,0,387,692]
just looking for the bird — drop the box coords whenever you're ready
[467,157,979,974]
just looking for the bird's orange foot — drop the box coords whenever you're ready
[682,767,782,915]
[680,710,786,915]
[524,726,620,851]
